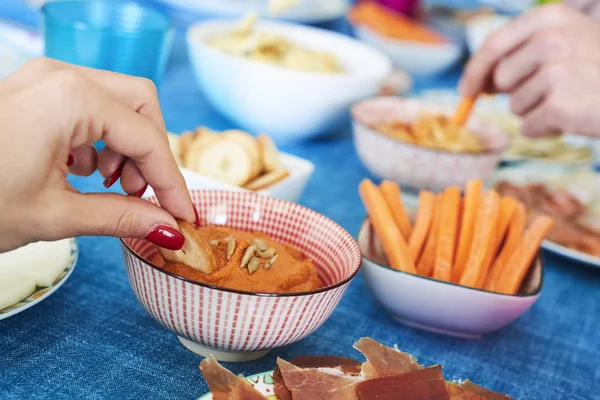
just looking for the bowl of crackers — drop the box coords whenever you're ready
[186,17,391,142]
[154,127,314,203]
[351,97,508,192]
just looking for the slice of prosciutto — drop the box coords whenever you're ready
[357,366,450,400]
[354,337,424,379]
[446,381,513,400]
[199,356,267,400]
[276,357,361,400]
[273,356,362,400]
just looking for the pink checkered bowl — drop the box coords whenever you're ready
[119,190,361,362]
[351,97,509,192]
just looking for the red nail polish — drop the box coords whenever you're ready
[193,204,200,227]
[103,161,126,188]
[145,225,184,250]
[67,154,74,167]
[135,184,148,198]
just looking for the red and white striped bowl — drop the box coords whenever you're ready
[120,190,361,362]
[352,97,509,192]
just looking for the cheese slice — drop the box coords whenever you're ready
[0,274,36,310]
[0,239,71,287]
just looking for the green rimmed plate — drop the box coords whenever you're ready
[0,238,78,320]
[198,370,277,400]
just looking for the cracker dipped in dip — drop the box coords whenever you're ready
[151,223,321,294]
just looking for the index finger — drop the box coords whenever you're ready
[459,4,571,96]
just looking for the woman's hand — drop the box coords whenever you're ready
[0,58,195,253]
[459,3,600,137]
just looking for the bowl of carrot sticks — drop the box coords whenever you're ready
[357,178,552,338]
[352,97,508,191]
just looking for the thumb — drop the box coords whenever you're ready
[42,191,185,250]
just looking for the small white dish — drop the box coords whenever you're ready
[353,26,462,77]
[358,220,542,339]
[146,152,314,203]
[0,238,78,320]
[186,19,391,142]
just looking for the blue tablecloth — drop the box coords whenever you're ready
[2,1,600,399]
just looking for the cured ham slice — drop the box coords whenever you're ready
[199,356,267,400]
[276,357,361,400]
[273,356,362,400]
[446,381,512,400]
[357,366,450,400]
[354,337,424,379]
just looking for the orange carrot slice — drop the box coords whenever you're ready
[359,179,416,274]
[433,187,462,282]
[408,190,435,262]
[380,180,413,239]
[451,96,477,126]
[452,180,482,283]
[348,2,447,44]
[416,194,442,277]
[459,190,500,288]
[495,215,554,295]
[484,202,526,292]
[476,197,518,288]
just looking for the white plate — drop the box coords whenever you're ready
[490,167,600,269]
[155,0,349,23]
[197,370,275,399]
[0,238,78,320]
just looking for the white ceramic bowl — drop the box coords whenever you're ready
[145,152,314,203]
[357,219,543,339]
[351,97,508,192]
[121,190,362,362]
[353,26,462,77]
[186,19,392,142]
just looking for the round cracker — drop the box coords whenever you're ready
[184,130,221,170]
[193,138,255,186]
[257,133,283,173]
[158,220,217,273]
[222,130,262,177]
[244,169,290,191]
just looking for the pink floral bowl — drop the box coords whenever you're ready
[119,190,361,362]
[351,97,509,192]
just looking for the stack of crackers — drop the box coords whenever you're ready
[167,127,290,191]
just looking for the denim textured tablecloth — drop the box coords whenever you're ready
[2,1,600,399]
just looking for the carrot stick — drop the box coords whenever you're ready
[476,197,518,288]
[416,195,442,277]
[495,216,554,295]
[451,96,477,126]
[408,190,435,262]
[459,190,500,288]
[380,180,413,239]
[484,202,526,292]
[451,180,482,283]
[433,187,462,282]
[359,179,416,274]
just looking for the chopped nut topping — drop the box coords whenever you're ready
[208,240,219,246]
[256,247,276,258]
[253,238,268,251]
[240,245,256,268]
[264,254,278,269]
[248,257,259,274]
[227,239,236,260]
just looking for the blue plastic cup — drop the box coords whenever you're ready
[42,0,174,85]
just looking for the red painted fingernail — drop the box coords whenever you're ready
[193,204,200,227]
[145,225,184,250]
[135,184,148,198]
[103,161,126,189]
[67,154,74,167]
